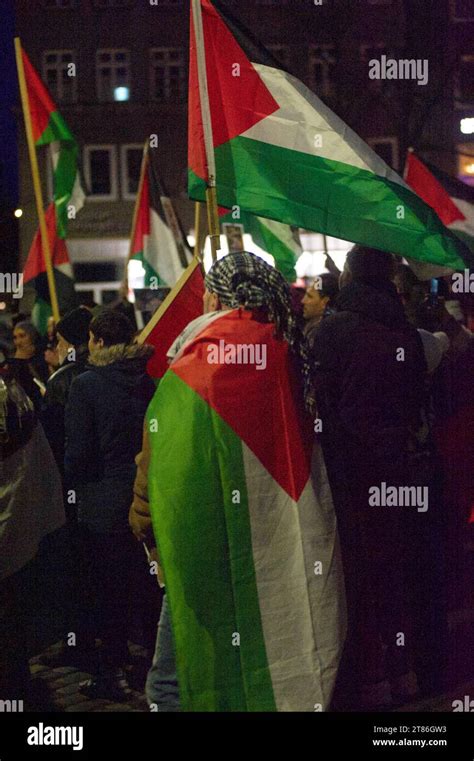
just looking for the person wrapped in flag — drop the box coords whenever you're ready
[129,251,346,712]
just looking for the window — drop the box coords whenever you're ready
[267,45,291,69]
[121,144,144,199]
[457,55,474,101]
[84,145,118,200]
[457,147,474,186]
[309,44,336,98]
[43,0,76,7]
[42,50,77,103]
[150,48,185,101]
[367,0,392,5]
[452,0,474,20]
[367,137,399,170]
[96,49,130,102]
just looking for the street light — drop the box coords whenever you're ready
[460,117,474,135]
[14,208,23,218]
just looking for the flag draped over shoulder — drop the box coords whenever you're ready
[219,207,301,283]
[131,149,192,287]
[188,0,473,272]
[22,203,77,333]
[21,48,84,239]
[147,309,346,711]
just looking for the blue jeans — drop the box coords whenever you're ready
[146,594,181,712]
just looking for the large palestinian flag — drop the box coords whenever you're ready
[21,47,84,239]
[220,207,301,282]
[147,309,346,711]
[131,148,192,287]
[405,152,474,255]
[23,203,77,333]
[188,0,472,272]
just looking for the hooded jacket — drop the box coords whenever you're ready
[64,342,155,532]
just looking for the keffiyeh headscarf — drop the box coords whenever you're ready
[205,252,316,414]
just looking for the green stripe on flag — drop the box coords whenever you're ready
[35,110,74,146]
[189,135,469,270]
[147,371,276,712]
[244,214,298,282]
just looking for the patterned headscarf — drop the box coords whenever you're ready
[205,252,316,414]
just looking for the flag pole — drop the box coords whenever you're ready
[14,37,60,323]
[122,139,150,293]
[192,0,220,262]
[193,201,204,261]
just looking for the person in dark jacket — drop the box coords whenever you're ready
[41,307,92,476]
[65,309,155,700]
[302,272,339,347]
[311,245,427,711]
[9,321,49,411]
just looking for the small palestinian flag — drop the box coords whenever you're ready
[405,152,474,255]
[139,257,205,380]
[23,204,77,334]
[131,148,192,287]
[219,207,301,283]
[188,0,473,272]
[147,308,346,711]
[21,47,84,238]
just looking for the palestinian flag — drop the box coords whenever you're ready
[22,203,77,334]
[219,207,301,283]
[21,47,84,239]
[139,257,205,379]
[131,149,192,287]
[147,309,346,711]
[405,152,474,255]
[188,0,473,272]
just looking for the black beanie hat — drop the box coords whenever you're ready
[56,307,92,347]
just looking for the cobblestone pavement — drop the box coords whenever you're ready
[28,642,150,713]
[28,641,473,713]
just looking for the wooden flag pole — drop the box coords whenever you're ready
[14,37,60,323]
[194,200,206,261]
[192,0,220,262]
[123,139,150,293]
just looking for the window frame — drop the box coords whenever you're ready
[120,143,144,201]
[451,0,474,21]
[149,47,186,102]
[308,43,337,98]
[42,49,77,103]
[367,136,399,171]
[96,48,131,103]
[83,144,118,201]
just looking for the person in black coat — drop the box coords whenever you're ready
[311,245,427,710]
[64,309,155,700]
[41,307,92,477]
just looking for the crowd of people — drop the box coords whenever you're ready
[0,245,472,711]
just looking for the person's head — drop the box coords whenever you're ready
[302,273,339,321]
[13,321,40,357]
[56,307,92,364]
[88,308,135,357]
[204,251,317,413]
[341,245,396,289]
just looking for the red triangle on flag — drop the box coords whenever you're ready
[188,0,279,181]
[405,152,466,227]
[140,258,205,379]
[22,48,57,143]
[23,204,70,284]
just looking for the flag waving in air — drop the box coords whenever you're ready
[23,204,77,333]
[188,0,473,272]
[21,48,84,238]
[131,148,192,287]
[405,151,474,255]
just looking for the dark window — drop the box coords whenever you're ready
[453,0,474,20]
[88,149,113,195]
